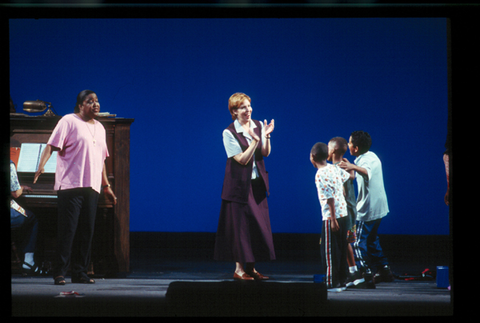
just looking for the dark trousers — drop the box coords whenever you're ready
[11,209,38,254]
[320,216,348,288]
[353,218,389,273]
[54,188,99,278]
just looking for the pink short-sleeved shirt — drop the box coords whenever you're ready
[48,113,109,193]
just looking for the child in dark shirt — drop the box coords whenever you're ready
[328,137,365,288]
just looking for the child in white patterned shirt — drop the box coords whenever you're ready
[310,142,350,292]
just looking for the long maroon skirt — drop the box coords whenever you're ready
[214,178,276,263]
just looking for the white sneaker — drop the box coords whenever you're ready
[327,284,346,292]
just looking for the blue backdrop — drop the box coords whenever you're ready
[9,18,449,235]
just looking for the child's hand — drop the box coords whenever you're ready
[330,218,339,232]
[22,186,33,194]
[338,158,353,171]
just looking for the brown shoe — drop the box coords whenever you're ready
[246,271,270,280]
[233,272,254,280]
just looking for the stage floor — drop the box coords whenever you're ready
[11,233,453,317]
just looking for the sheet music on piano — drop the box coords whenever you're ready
[17,143,57,173]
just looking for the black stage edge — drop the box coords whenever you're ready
[130,232,452,267]
[166,281,327,317]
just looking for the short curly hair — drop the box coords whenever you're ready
[329,137,348,155]
[311,142,328,163]
[350,131,372,154]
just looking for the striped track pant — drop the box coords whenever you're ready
[320,217,348,288]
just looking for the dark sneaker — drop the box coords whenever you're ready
[364,269,376,289]
[346,271,365,288]
[374,265,395,283]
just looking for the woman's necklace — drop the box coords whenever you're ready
[85,120,96,146]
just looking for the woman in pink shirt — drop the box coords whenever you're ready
[34,90,117,285]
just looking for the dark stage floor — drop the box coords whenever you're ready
[11,233,454,317]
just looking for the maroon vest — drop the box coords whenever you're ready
[221,119,269,203]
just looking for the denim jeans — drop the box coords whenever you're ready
[353,218,389,273]
[11,208,38,254]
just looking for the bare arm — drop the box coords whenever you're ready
[262,135,271,157]
[102,163,117,205]
[33,144,59,184]
[338,158,368,180]
[233,119,274,164]
[261,119,274,157]
[11,185,33,199]
[233,134,260,165]
[327,198,339,232]
[347,169,355,181]
[444,153,449,205]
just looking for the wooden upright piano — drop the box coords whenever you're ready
[10,113,134,277]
